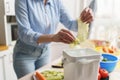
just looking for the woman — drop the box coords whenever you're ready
[13,0,93,78]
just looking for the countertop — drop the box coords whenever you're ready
[19,58,61,80]
[0,41,15,56]
[19,57,120,80]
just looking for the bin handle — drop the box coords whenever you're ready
[76,59,100,64]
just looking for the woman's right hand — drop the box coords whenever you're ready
[52,29,75,44]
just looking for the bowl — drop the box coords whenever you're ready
[100,53,119,73]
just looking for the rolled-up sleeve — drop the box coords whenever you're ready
[15,0,40,46]
[58,0,78,31]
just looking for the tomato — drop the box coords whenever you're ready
[99,68,109,78]
[98,72,101,80]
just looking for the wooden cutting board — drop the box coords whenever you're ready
[0,45,8,51]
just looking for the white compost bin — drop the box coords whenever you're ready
[63,48,101,80]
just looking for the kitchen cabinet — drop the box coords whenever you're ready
[0,54,6,80]
[0,44,17,80]
[4,51,17,80]
[0,0,15,45]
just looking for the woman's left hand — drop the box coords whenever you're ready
[80,7,94,23]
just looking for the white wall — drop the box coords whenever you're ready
[61,0,76,18]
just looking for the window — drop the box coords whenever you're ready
[96,0,120,19]
[89,0,120,43]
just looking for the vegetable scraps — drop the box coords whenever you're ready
[70,19,89,48]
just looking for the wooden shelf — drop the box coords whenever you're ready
[0,45,8,51]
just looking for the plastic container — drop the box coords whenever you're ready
[100,53,119,73]
[63,48,101,80]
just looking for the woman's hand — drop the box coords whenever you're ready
[52,29,75,44]
[80,7,94,23]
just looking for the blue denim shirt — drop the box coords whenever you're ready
[15,0,78,48]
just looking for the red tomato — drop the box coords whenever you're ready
[99,68,109,78]
[98,72,101,80]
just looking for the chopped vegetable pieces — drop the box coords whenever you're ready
[41,70,64,80]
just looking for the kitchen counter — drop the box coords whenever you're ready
[19,58,62,80]
[19,57,120,80]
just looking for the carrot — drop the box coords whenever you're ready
[102,47,109,53]
[35,71,46,80]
